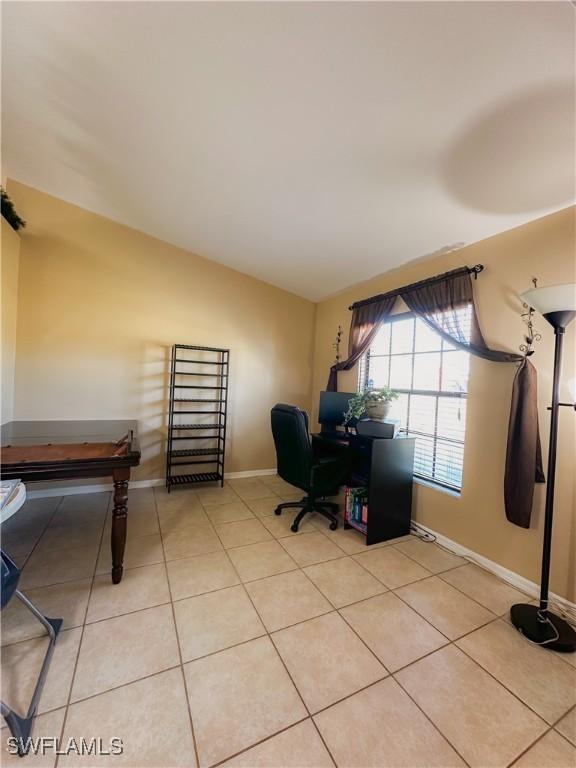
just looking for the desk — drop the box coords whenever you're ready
[313,432,415,545]
[1,420,141,584]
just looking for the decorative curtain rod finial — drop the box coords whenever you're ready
[471,264,484,279]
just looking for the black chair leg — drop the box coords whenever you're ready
[274,499,305,516]
[314,505,339,531]
[290,507,310,533]
[1,590,63,756]
[273,495,339,533]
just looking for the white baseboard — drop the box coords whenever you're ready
[25,469,277,500]
[226,469,277,479]
[412,521,576,614]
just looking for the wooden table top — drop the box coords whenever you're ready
[1,420,139,447]
[0,420,140,477]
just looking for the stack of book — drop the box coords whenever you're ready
[344,486,368,533]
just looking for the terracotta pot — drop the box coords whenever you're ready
[365,401,392,421]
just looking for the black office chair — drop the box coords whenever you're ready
[270,404,348,532]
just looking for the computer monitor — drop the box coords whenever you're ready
[318,391,357,430]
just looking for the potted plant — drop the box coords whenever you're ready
[344,387,399,423]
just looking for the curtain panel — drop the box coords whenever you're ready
[327,296,396,391]
[328,267,544,528]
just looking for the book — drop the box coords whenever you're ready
[344,486,368,527]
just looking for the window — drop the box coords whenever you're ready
[358,306,472,492]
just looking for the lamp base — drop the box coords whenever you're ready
[510,603,576,653]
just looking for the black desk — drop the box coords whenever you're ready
[313,432,415,545]
[1,420,141,583]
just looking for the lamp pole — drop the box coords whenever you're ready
[510,283,576,653]
[537,326,562,618]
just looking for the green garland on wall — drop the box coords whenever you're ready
[1,188,26,231]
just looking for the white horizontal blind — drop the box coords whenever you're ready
[359,306,472,491]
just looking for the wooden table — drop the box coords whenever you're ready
[1,420,141,584]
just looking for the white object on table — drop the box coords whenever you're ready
[0,480,26,524]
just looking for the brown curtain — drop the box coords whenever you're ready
[327,296,396,391]
[504,358,545,528]
[334,266,544,528]
[401,269,520,362]
[400,269,544,527]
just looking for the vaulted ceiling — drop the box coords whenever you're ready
[2,2,574,299]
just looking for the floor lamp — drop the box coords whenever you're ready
[510,282,576,652]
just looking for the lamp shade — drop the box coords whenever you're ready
[521,283,576,329]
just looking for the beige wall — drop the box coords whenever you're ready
[5,178,575,599]
[312,207,576,601]
[1,218,21,424]
[7,180,316,480]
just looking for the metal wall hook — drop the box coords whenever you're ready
[333,325,343,364]
[520,277,542,356]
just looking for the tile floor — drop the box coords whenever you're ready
[1,477,575,768]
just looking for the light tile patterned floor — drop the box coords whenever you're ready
[1,480,575,768]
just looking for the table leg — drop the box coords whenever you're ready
[111,468,130,584]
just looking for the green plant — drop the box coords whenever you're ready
[1,188,25,231]
[344,387,399,423]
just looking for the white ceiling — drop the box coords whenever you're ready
[2,2,574,300]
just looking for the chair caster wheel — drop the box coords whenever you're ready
[290,523,299,533]
[274,508,282,516]
[329,521,338,531]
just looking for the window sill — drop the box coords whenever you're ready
[414,477,461,498]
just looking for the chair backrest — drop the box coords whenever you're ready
[270,404,312,492]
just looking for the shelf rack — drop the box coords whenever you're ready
[166,344,229,491]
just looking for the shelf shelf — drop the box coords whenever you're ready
[345,518,368,536]
[170,435,224,441]
[174,344,229,352]
[340,439,415,545]
[171,448,223,457]
[170,410,225,415]
[174,359,227,365]
[168,472,222,485]
[173,385,226,390]
[173,371,222,377]
[167,344,229,491]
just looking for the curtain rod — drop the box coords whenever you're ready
[348,264,484,311]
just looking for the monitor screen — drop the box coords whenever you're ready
[318,391,356,427]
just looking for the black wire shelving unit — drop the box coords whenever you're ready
[166,344,229,491]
